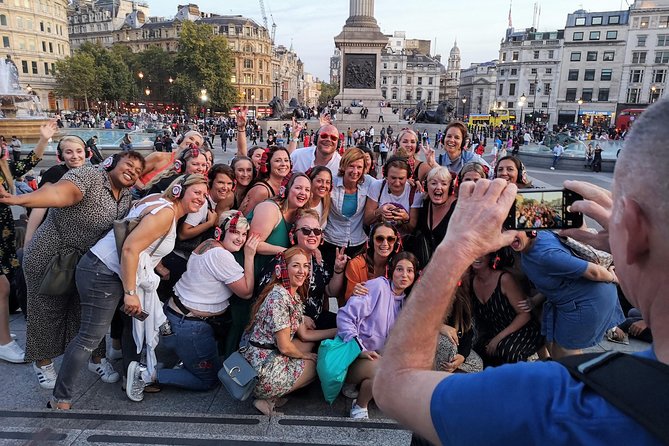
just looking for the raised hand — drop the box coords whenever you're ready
[319,113,332,127]
[421,143,436,167]
[236,107,248,130]
[333,247,349,272]
[39,119,59,141]
[560,180,612,253]
[291,117,304,138]
[244,232,261,257]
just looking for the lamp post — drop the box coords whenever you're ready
[251,92,256,118]
[651,86,657,103]
[461,97,467,119]
[517,93,526,126]
[200,88,208,119]
[576,98,583,125]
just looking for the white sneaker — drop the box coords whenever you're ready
[550,166,555,170]
[88,358,120,383]
[126,361,147,402]
[350,399,369,419]
[0,340,26,364]
[33,362,57,389]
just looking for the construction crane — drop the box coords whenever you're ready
[259,0,276,43]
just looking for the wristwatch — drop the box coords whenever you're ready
[124,289,137,296]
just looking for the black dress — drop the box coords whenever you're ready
[409,200,456,267]
[473,273,544,365]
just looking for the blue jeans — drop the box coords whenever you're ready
[551,155,560,168]
[53,252,123,403]
[156,306,222,391]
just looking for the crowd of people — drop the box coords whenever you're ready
[0,104,651,434]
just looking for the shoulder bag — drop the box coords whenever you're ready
[218,349,258,401]
[39,218,82,297]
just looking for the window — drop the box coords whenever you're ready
[609,15,620,25]
[0,15,6,26]
[501,52,507,62]
[640,16,650,28]
[573,32,584,41]
[541,102,549,108]
[655,51,669,64]
[417,77,423,85]
[548,50,554,59]
[566,88,577,101]
[589,31,601,40]
[598,88,610,102]
[545,68,552,74]
[416,90,422,101]
[510,68,518,75]
[652,69,667,83]
[584,70,596,81]
[44,62,49,74]
[394,63,398,69]
[31,61,37,74]
[391,90,397,100]
[383,63,387,69]
[527,102,534,109]
[529,83,536,95]
[601,69,613,81]
[382,76,387,85]
[592,16,603,25]
[507,101,514,109]
[392,76,398,85]
[499,69,505,76]
[48,42,52,53]
[568,69,579,81]
[581,88,593,101]
[630,69,644,83]
[586,51,598,61]
[21,60,27,73]
[606,31,618,40]
[41,41,46,51]
[530,68,537,75]
[498,83,503,95]
[544,83,551,95]
[512,51,519,61]
[575,17,586,26]
[570,52,581,61]
[638,35,647,47]
[533,50,540,59]
[405,91,411,101]
[660,16,669,28]
[427,91,433,102]
[632,51,647,64]
[658,35,669,46]
[243,59,253,69]
[603,51,615,61]
[2,36,8,47]
[428,77,433,85]
[406,76,411,85]
[509,82,516,96]
[627,88,641,103]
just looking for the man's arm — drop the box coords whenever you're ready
[374,179,518,445]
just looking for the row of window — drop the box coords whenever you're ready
[500,67,553,76]
[636,34,669,47]
[381,76,435,86]
[382,62,436,70]
[572,30,619,41]
[0,14,64,35]
[628,68,668,84]
[381,89,434,102]
[574,15,621,27]
[2,0,64,17]
[570,50,616,61]
[231,74,272,85]
[1,34,66,54]
[565,88,610,102]
[70,23,112,34]
[632,15,669,30]
[627,87,664,103]
[568,69,614,81]
[498,81,551,97]
[501,49,556,62]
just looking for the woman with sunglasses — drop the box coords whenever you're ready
[126,211,260,397]
[337,252,419,419]
[256,209,347,330]
[344,222,402,301]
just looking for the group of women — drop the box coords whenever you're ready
[0,119,625,420]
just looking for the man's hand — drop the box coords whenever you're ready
[560,180,612,253]
[442,179,518,263]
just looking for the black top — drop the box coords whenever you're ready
[417,200,456,252]
[39,164,69,188]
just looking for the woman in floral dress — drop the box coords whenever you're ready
[243,246,337,415]
[0,120,55,364]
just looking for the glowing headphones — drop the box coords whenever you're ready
[56,136,90,163]
[214,211,242,241]
[174,145,200,174]
[171,174,191,199]
[101,153,122,172]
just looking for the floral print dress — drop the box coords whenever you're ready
[242,284,305,399]
[0,151,40,275]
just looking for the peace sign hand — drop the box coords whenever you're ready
[236,107,248,129]
[333,247,349,272]
[291,117,304,138]
[422,143,436,167]
[319,113,333,127]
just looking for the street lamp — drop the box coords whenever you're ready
[517,93,527,126]
[145,87,151,96]
[138,71,144,80]
[461,97,467,119]
[168,77,173,85]
[651,86,657,103]
[576,98,583,125]
[251,92,256,118]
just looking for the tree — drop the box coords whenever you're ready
[78,42,133,102]
[173,21,235,111]
[54,52,99,111]
[318,82,339,106]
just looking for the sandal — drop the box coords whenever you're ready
[253,399,275,416]
[606,327,629,345]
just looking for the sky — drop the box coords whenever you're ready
[145,0,630,81]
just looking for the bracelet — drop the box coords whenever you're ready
[334,269,344,274]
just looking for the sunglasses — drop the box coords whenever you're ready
[297,227,323,236]
[319,133,339,141]
[374,235,398,244]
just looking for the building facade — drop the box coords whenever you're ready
[440,40,461,104]
[497,27,564,127]
[329,48,340,86]
[0,0,70,110]
[556,9,630,127]
[272,44,304,106]
[67,0,149,51]
[458,60,498,117]
[617,0,669,116]
[303,72,321,108]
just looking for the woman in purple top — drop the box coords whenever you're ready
[336,252,419,419]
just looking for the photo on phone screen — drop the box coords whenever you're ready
[505,188,583,230]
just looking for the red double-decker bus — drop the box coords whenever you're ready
[615,108,645,132]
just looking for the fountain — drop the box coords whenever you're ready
[0,55,49,143]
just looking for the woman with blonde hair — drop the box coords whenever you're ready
[0,120,55,364]
[392,128,437,182]
[143,145,209,195]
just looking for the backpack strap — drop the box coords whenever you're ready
[377,179,386,203]
[559,351,669,444]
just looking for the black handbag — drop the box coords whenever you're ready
[39,250,81,296]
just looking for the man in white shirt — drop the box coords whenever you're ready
[551,142,564,170]
[290,124,342,174]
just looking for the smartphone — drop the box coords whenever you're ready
[121,305,149,321]
[504,188,584,230]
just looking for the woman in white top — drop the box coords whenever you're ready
[306,166,332,228]
[127,211,260,397]
[50,174,208,409]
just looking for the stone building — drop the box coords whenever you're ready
[272,44,304,106]
[67,0,149,51]
[617,0,669,113]
[329,48,340,86]
[556,9,630,127]
[458,60,498,117]
[497,26,564,126]
[440,40,461,104]
[0,0,70,110]
[303,73,321,108]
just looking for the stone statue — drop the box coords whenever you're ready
[344,55,376,89]
[268,96,285,119]
[415,100,454,124]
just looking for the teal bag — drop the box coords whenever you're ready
[317,336,362,404]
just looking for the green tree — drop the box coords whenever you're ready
[318,82,339,106]
[78,42,133,102]
[173,21,235,111]
[133,46,176,102]
[54,52,99,111]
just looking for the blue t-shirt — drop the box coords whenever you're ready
[342,192,357,218]
[430,348,661,445]
[521,231,624,348]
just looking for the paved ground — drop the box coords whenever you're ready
[2,129,641,445]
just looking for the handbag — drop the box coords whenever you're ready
[38,250,81,296]
[113,202,170,260]
[316,336,362,404]
[558,235,613,268]
[218,350,258,401]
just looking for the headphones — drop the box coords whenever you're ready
[171,174,191,199]
[489,248,514,269]
[56,136,91,163]
[174,145,200,174]
[101,152,122,172]
[214,211,242,241]
[382,156,412,179]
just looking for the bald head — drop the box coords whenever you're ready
[316,124,340,157]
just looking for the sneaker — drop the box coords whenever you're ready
[126,361,147,402]
[88,358,120,383]
[550,166,555,170]
[107,347,122,361]
[33,362,57,389]
[350,399,369,419]
[0,340,26,364]
[341,383,359,399]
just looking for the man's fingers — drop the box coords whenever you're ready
[564,180,612,208]
[569,200,611,230]
[559,228,611,253]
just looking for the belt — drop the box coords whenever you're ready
[249,340,278,350]
[168,295,227,322]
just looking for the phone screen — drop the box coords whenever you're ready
[506,188,583,230]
